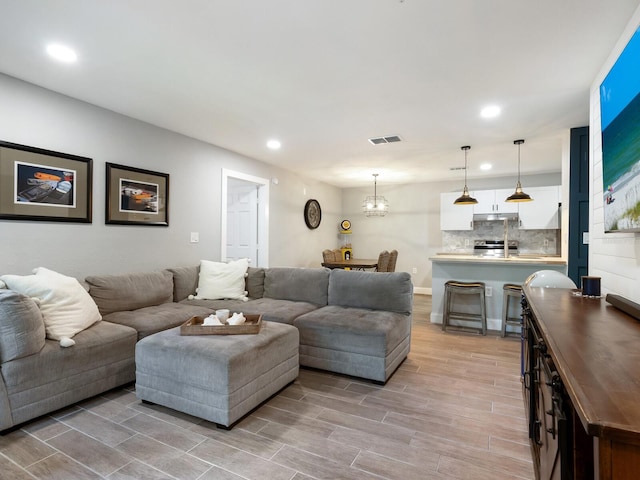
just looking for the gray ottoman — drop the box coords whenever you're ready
[135,321,299,428]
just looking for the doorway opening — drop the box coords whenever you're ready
[221,169,269,268]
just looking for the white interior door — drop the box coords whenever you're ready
[226,181,258,263]
[221,169,269,267]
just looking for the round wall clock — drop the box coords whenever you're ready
[304,199,321,229]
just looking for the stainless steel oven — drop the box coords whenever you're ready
[473,239,518,257]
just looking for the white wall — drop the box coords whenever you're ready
[589,5,640,301]
[0,74,341,279]
[341,172,561,292]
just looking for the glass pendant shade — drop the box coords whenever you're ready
[454,145,477,205]
[506,139,533,202]
[362,174,389,216]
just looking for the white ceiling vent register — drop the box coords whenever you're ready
[368,135,402,145]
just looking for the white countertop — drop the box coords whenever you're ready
[429,254,567,265]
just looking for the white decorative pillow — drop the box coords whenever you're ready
[194,259,249,301]
[0,267,102,341]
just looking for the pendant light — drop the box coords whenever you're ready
[453,146,478,205]
[505,139,533,202]
[362,173,389,216]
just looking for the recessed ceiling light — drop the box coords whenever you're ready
[480,105,501,119]
[480,163,492,170]
[266,139,281,150]
[46,43,78,63]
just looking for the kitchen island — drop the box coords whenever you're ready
[429,254,568,331]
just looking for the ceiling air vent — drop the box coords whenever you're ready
[368,135,402,145]
[449,166,466,171]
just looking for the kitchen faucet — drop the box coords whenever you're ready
[503,218,509,258]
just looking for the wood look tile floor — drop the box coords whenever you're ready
[0,295,534,479]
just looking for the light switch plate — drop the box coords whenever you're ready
[190,232,199,243]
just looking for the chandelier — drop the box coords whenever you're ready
[362,173,389,217]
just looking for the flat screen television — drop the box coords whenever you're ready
[600,26,640,233]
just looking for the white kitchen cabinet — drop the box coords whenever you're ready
[518,185,560,229]
[473,189,519,214]
[440,192,473,230]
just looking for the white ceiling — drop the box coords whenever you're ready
[0,0,638,187]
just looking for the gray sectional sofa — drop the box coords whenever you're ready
[0,265,413,432]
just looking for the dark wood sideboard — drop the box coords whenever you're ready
[522,285,640,480]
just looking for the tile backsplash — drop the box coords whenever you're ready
[441,220,560,255]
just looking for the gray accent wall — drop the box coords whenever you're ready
[0,74,341,279]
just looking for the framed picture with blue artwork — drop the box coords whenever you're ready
[0,140,92,223]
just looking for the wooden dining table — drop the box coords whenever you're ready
[321,258,378,270]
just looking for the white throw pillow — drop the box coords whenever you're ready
[194,259,249,301]
[0,267,102,341]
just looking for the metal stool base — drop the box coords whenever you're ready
[443,280,487,335]
[501,283,523,338]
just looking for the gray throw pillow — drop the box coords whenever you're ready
[246,267,265,299]
[167,265,199,302]
[0,289,46,363]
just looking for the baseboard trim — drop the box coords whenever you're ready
[414,287,431,295]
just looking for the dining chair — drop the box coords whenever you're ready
[376,250,390,272]
[387,250,398,272]
[322,249,335,263]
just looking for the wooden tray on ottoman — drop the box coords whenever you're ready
[180,314,262,335]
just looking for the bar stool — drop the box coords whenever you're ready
[501,283,523,338]
[442,280,487,335]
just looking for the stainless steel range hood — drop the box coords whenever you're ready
[473,213,519,222]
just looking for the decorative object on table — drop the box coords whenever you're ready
[453,145,478,205]
[105,162,169,226]
[581,276,601,297]
[505,139,533,202]
[180,314,262,335]
[338,220,353,261]
[304,198,321,229]
[0,140,93,223]
[202,314,223,326]
[227,312,246,325]
[362,173,389,216]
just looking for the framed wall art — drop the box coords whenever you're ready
[0,140,93,223]
[106,163,169,226]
